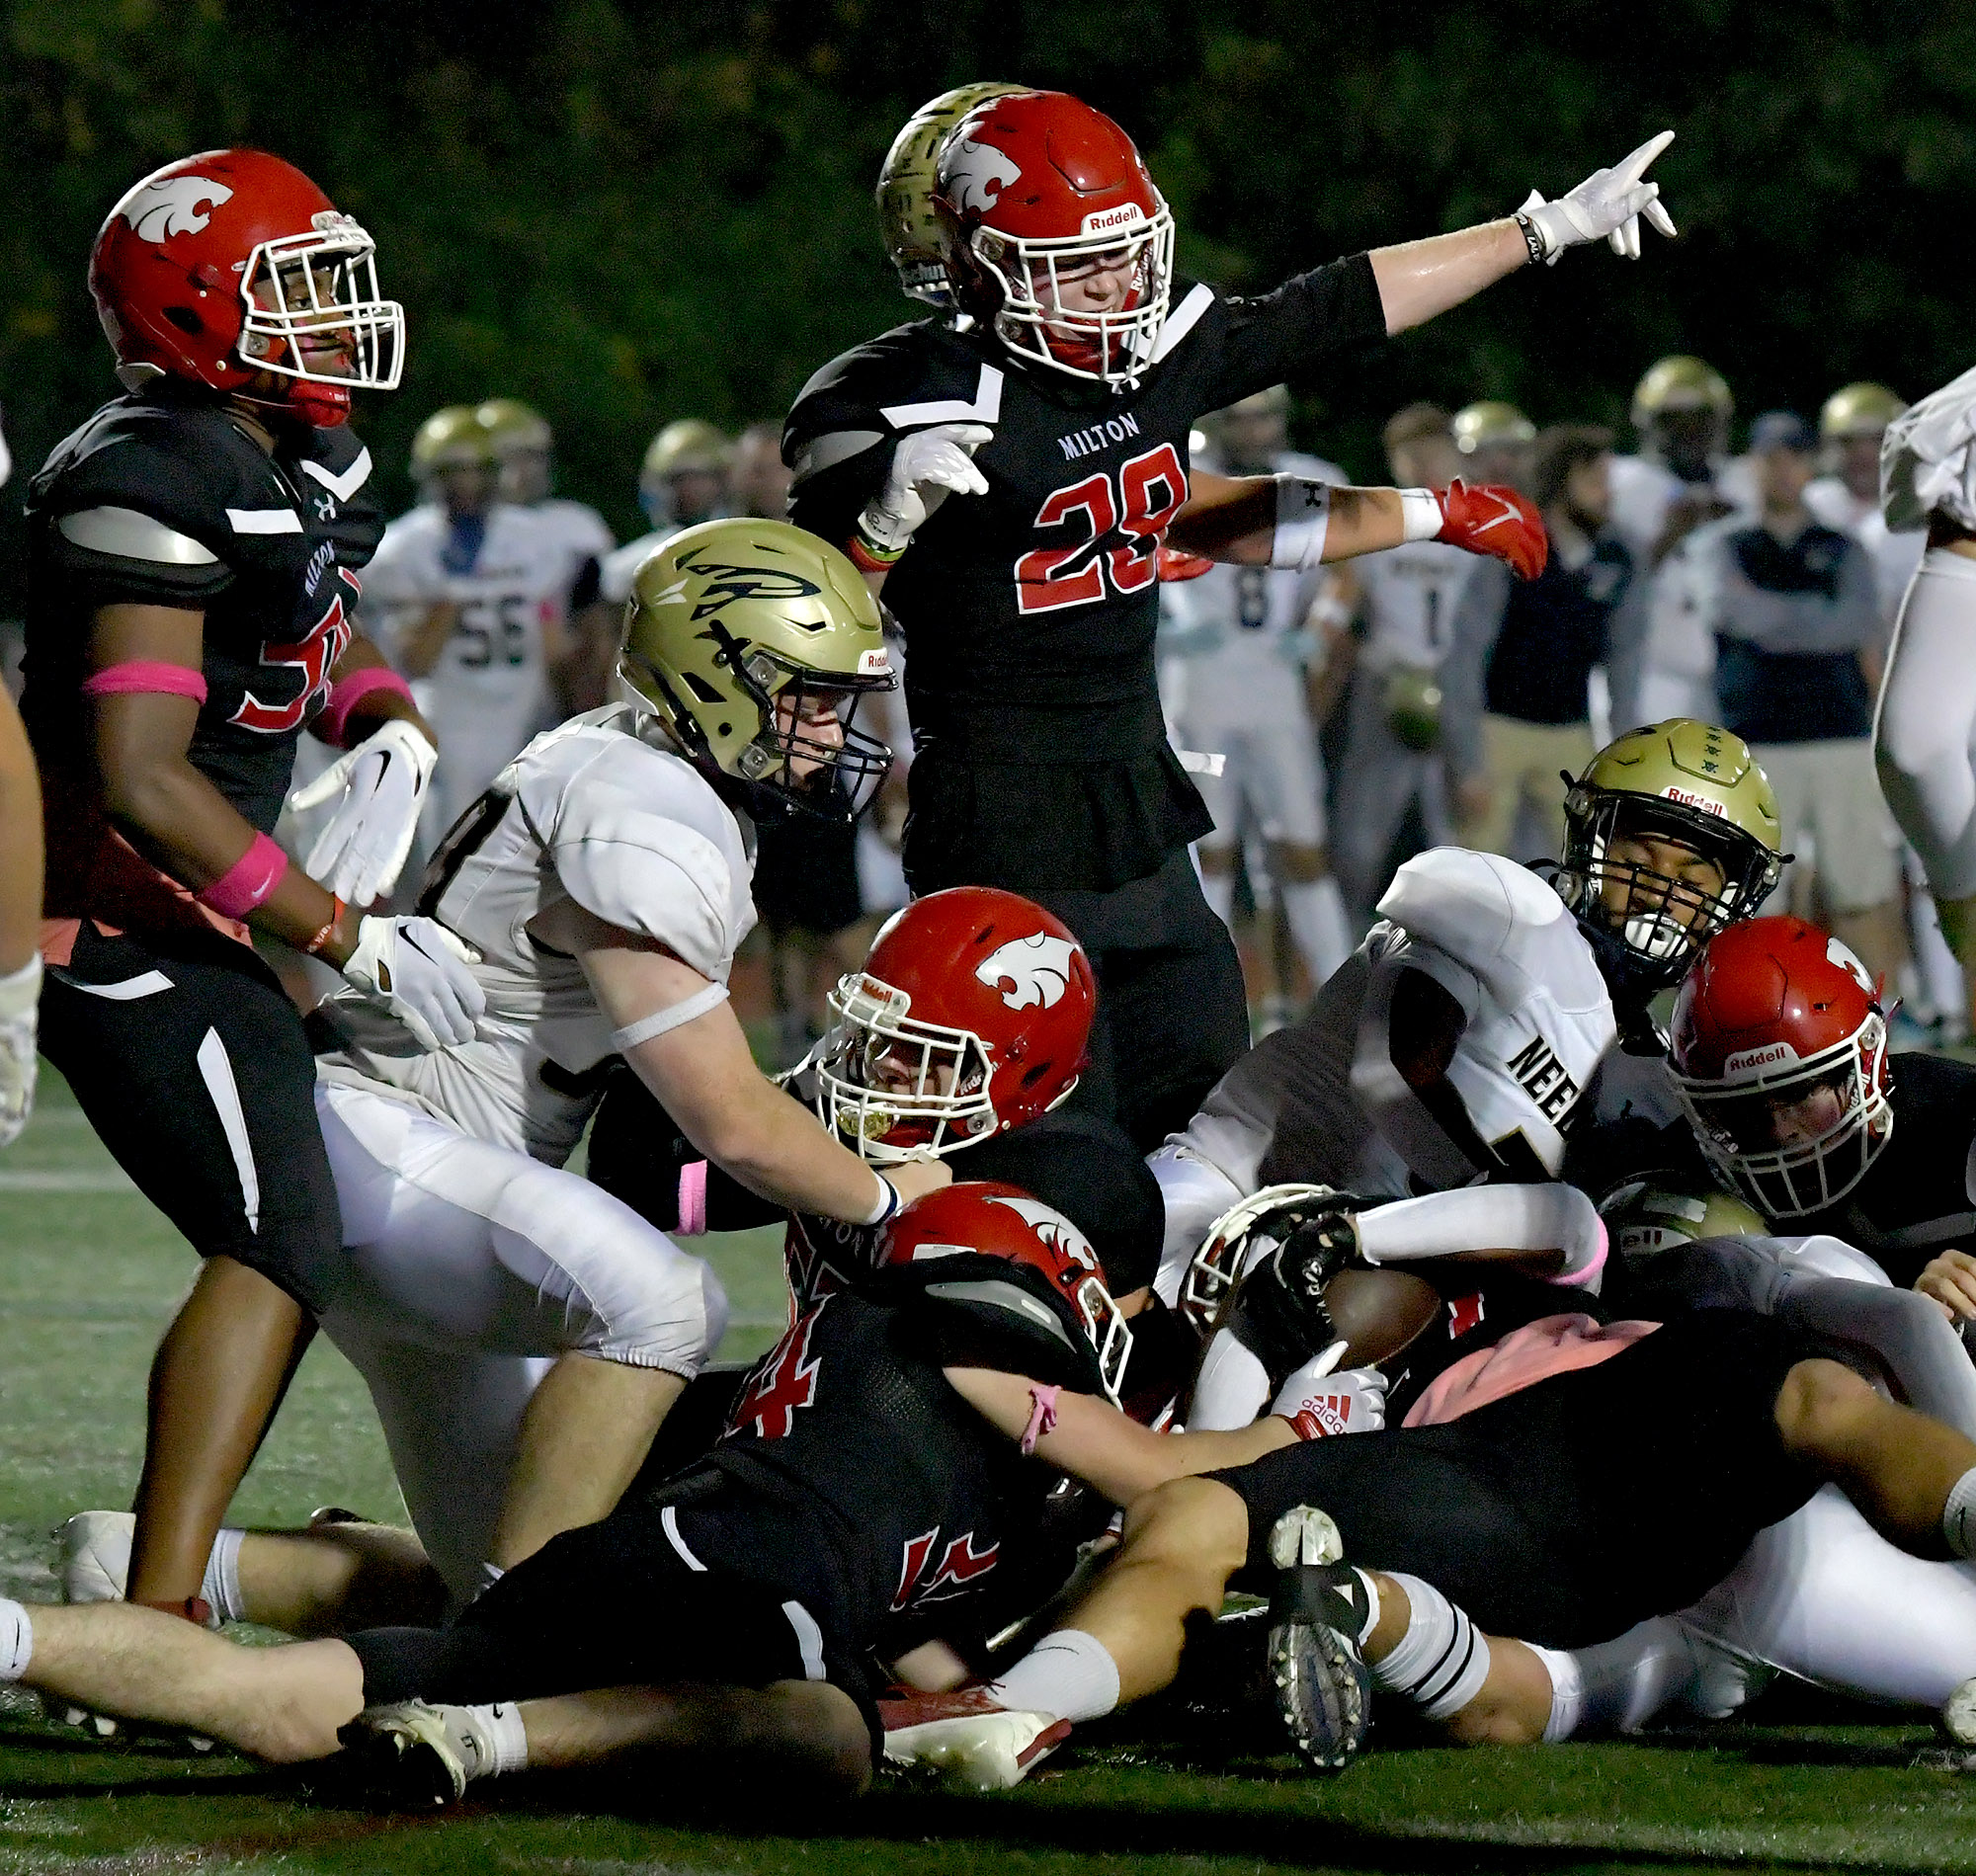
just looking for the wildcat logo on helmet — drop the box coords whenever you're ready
[942,137,1023,214]
[974,933,1078,1011]
[1826,935,1875,995]
[124,175,234,243]
[983,1193,1099,1270]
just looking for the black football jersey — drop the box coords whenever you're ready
[22,380,382,923]
[704,1288,1038,1646]
[783,259,1385,893]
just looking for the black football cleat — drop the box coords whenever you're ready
[1265,1506,1373,1772]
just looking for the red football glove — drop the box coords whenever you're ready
[1157,543,1216,582]
[1433,479,1549,580]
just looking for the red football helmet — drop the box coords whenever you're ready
[809,887,1094,1163]
[933,91,1174,386]
[90,150,403,427]
[1670,915,1892,1218]
[883,1180,1132,1405]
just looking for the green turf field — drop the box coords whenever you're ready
[7,1070,1976,1873]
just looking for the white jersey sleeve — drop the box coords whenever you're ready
[1882,364,1976,533]
[602,530,671,606]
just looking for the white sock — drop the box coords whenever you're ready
[1527,1644,1582,1741]
[1368,1572,1493,1722]
[462,1700,530,1777]
[1,1598,32,1681]
[1943,1468,1976,1559]
[203,1529,245,1625]
[1199,865,1236,929]
[985,1629,1121,1724]
[1280,877,1352,989]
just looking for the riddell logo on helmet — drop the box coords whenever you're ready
[858,647,891,676]
[123,175,234,243]
[1725,1041,1796,1076]
[1662,787,1727,817]
[1081,204,1145,235]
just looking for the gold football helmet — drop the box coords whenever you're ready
[1819,382,1906,441]
[877,82,1031,307]
[1599,1180,1766,1264]
[478,396,554,503]
[410,404,496,477]
[1452,400,1536,453]
[618,518,895,822]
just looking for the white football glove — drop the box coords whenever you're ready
[340,916,485,1052]
[288,717,439,906]
[1520,130,1678,265]
[857,423,994,555]
[0,953,41,1149]
[1274,1344,1387,1438]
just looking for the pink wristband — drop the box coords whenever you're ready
[81,661,208,704]
[1554,1217,1609,1290]
[1020,1384,1061,1456]
[197,832,288,919]
[677,1160,709,1237]
[315,666,414,748]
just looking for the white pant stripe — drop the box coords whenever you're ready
[661,1505,706,1573]
[195,1027,259,1234]
[782,1598,827,1681]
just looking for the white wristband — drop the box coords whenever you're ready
[861,1173,901,1229]
[1270,476,1332,571]
[1,1596,32,1682]
[0,953,41,1021]
[1398,488,1444,543]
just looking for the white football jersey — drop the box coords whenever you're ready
[316,704,758,1166]
[1173,848,1617,1203]
[530,497,615,604]
[602,529,674,607]
[1353,538,1478,673]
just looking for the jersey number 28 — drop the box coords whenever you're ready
[1015,443,1187,616]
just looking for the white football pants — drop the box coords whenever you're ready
[1875,548,1976,901]
[312,1079,728,1603]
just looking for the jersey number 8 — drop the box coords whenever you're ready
[1015,442,1187,616]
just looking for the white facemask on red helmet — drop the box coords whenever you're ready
[810,886,1094,1164]
[882,1180,1132,1405]
[933,91,1174,387]
[90,149,404,427]
[1670,915,1893,1218]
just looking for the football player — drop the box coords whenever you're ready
[875,82,1030,311]
[1149,719,1786,1351]
[1322,404,1482,925]
[1160,386,1353,1004]
[599,419,734,605]
[785,91,1674,1151]
[1873,367,1976,985]
[0,681,41,1148]
[19,149,485,1621]
[1,1185,1355,1804]
[1450,399,1536,494]
[57,519,958,1629]
[362,405,586,840]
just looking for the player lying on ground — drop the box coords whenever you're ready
[2,1186,1361,1803]
[894,1197,1976,1778]
[56,518,953,1628]
[1148,718,1786,1350]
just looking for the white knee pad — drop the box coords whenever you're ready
[1370,1572,1493,1722]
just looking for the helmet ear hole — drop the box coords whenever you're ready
[162,305,204,335]
[681,672,723,704]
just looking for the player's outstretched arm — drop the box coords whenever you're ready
[561,905,950,1222]
[1370,131,1676,334]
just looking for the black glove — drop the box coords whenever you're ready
[1219,1197,1365,1393]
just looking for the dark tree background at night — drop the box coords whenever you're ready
[1,0,1971,589]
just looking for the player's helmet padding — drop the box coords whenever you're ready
[1552,719,1784,989]
[810,887,1094,1164]
[1670,915,1893,1218]
[882,1182,1132,1406]
[878,82,1033,307]
[618,518,894,823]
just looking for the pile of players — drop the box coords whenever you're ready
[7,80,1976,1819]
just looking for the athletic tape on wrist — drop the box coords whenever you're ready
[81,661,208,705]
[196,832,288,919]
[861,1173,902,1229]
[315,666,416,748]
[1398,489,1445,543]
[1271,476,1332,571]
[0,953,41,1020]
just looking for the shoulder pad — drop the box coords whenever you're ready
[531,732,754,981]
[1379,847,1565,968]
[785,326,1000,486]
[870,1254,1105,1396]
[56,506,218,568]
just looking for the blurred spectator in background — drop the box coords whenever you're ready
[1451,399,1536,494]
[601,419,733,604]
[1607,356,1754,727]
[1159,386,1352,1024]
[1697,410,1905,984]
[1322,402,1478,926]
[479,396,618,710]
[1807,382,1927,623]
[0,412,41,1146]
[360,406,579,843]
[732,420,794,521]
[1446,424,1636,861]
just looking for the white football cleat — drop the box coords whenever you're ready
[58,1510,133,1604]
[1943,1676,1976,1748]
[353,1700,504,1807]
[880,1688,1071,1790]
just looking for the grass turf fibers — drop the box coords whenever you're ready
[5,1074,1976,1873]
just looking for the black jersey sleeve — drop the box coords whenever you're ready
[1186,254,1387,413]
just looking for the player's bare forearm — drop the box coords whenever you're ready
[1369,220,1528,335]
[0,687,44,973]
[87,605,345,955]
[946,1367,1297,1506]
[398,601,460,680]
[1168,480,1403,567]
[323,632,436,744]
